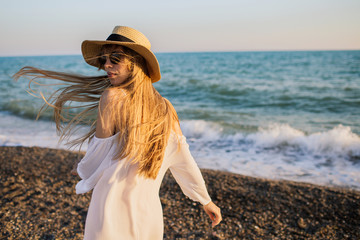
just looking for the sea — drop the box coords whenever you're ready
[1,50,359,190]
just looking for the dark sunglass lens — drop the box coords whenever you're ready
[109,53,123,64]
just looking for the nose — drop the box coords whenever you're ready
[104,57,113,70]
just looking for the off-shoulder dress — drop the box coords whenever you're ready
[76,131,211,240]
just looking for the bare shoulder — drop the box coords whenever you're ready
[100,87,126,109]
[101,87,126,101]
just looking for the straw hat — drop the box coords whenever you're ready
[81,26,161,82]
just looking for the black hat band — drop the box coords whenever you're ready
[106,34,135,43]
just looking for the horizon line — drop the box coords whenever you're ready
[1,48,359,58]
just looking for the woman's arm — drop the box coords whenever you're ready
[171,119,222,227]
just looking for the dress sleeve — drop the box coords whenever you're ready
[168,135,212,205]
[75,134,118,194]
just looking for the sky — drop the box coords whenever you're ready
[1,0,359,56]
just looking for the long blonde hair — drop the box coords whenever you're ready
[13,45,179,179]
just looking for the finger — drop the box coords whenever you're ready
[204,209,215,221]
[212,218,221,227]
[212,213,222,227]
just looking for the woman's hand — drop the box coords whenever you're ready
[203,201,222,227]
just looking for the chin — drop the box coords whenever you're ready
[110,79,126,86]
[109,79,119,85]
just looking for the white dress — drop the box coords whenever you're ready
[76,131,211,240]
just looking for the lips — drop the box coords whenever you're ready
[107,72,116,78]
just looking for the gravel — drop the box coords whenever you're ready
[1,146,359,239]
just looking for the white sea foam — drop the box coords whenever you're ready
[247,123,360,157]
[247,123,305,147]
[1,112,360,190]
[180,120,360,190]
[181,120,221,141]
[0,112,88,150]
[181,120,360,159]
[303,125,360,156]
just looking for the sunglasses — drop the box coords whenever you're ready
[98,53,127,65]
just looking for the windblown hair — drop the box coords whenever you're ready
[13,45,179,179]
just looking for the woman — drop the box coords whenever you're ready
[14,26,221,239]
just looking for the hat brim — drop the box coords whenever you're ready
[81,40,161,83]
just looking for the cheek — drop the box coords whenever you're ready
[115,62,129,73]
[116,64,131,80]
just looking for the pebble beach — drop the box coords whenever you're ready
[1,146,359,240]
